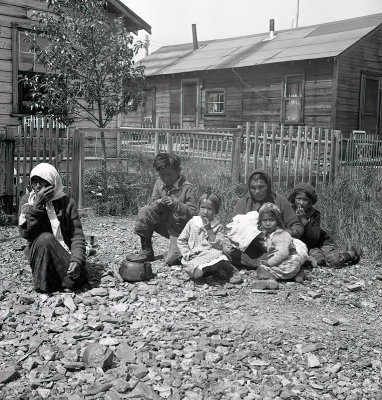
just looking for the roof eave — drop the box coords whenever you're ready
[108,0,151,34]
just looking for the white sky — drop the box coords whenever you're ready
[123,0,382,58]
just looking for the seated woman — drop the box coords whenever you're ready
[18,163,87,292]
[229,169,303,268]
[288,183,361,268]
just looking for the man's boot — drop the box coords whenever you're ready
[139,235,155,262]
[164,235,182,266]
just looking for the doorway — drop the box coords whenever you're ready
[181,79,199,128]
[359,74,382,134]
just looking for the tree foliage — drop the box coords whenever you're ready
[22,0,146,128]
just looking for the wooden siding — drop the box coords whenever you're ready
[0,0,147,130]
[130,59,335,129]
[336,26,382,134]
[0,0,48,128]
[169,79,181,127]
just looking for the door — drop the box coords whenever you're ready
[359,74,382,134]
[181,79,199,128]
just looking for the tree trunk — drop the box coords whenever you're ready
[100,130,108,191]
[98,102,107,191]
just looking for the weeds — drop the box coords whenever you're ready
[82,150,381,260]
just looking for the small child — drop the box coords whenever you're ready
[255,202,307,285]
[134,153,197,265]
[288,183,361,268]
[177,192,243,284]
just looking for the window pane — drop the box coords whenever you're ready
[285,75,303,97]
[285,82,302,97]
[207,91,225,114]
[19,31,48,72]
[284,98,301,122]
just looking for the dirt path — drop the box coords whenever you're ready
[0,216,381,399]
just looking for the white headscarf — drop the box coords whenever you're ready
[19,163,68,250]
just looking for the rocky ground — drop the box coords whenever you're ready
[0,216,381,400]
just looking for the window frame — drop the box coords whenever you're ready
[205,89,226,116]
[12,22,47,115]
[281,73,305,124]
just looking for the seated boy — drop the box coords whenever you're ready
[134,153,197,265]
[288,183,361,268]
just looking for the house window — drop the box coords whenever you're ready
[206,90,225,114]
[359,74,381,134]
[12,24,47,114]
[282,74,304,123]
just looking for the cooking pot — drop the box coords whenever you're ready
[119,253,153,282]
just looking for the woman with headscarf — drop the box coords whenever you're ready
[228,169,303,268]
[288,182,361,268]
[18,163,87,292]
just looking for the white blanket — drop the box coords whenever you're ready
[226,211,262,252]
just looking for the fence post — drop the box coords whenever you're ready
[166,131,173,154]
[116,130,121,159]
[71,128,84,209]
[2,127,16,214]
[244,122,251,183]
[154,131,160,155]
[231,125,243,183]
[333,130,341,179]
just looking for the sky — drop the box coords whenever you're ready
[123,0,382,59]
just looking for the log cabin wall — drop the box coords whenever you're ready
[335,26,382,135]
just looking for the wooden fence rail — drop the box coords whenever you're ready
[0,122,81,214]
[242,122,342,187]
[77,123,342,187]
[2,121,382,215]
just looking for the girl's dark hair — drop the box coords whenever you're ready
[198,190,221,214]
[153,153,181,171]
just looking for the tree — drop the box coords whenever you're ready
[22,0,146,179]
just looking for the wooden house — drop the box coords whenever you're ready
[0,0,151,129]
[123,13,382,136]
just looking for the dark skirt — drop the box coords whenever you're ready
[25,232,86,292]
[229,234,267,269]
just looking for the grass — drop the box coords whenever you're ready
[81,151,381,261]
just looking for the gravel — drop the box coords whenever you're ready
[0,216,381,399]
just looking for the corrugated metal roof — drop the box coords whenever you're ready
[142,13,382,76]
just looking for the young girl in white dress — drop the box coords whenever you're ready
[177,192,242,284]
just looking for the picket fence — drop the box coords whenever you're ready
[0,121,82,213]
[1,120,381,214]
[79,122,341,186]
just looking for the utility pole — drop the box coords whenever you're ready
[295,0,300,28]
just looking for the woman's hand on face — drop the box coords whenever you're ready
[67,261,81,279]
[34,186,55,209]
[296,205,305,215]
